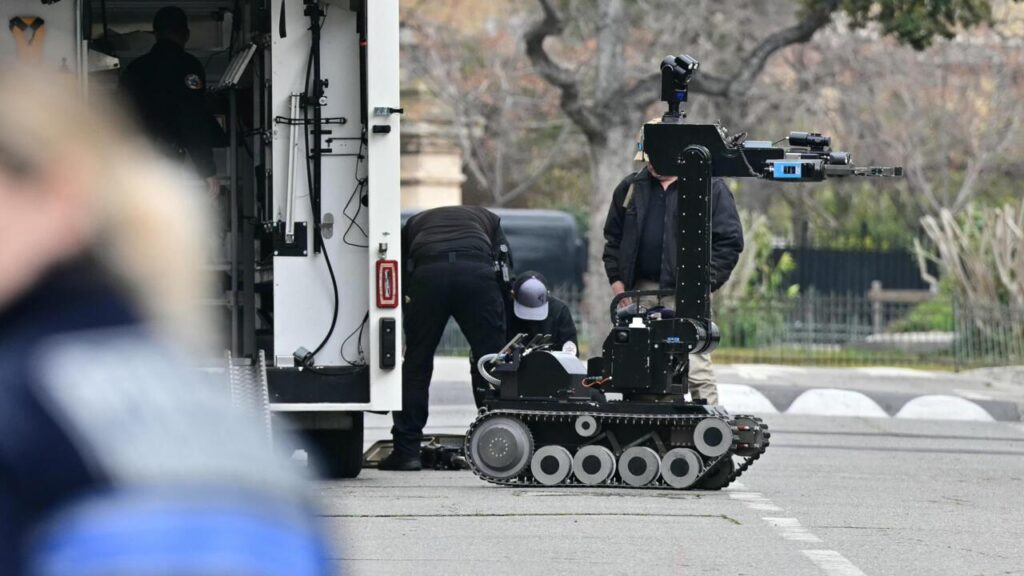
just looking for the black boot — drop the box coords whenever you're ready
[378,450,422,471]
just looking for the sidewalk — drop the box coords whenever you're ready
[431,357,1023,422]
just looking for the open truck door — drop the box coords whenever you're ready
[264,0,403,478]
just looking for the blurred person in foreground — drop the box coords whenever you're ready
[602,121,744,405]
[0,67,332,576]
[507,271,578,356]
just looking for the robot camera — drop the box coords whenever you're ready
[660,54,700,88]
[661,54,700,122]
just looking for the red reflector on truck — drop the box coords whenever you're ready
[376,260,399,308]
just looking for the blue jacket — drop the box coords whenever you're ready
[0,262,133,574]
[0,261,331,576]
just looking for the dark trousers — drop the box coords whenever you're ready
[391,259,507,457]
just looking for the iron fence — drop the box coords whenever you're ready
[712,294,951,367]
[433,289,1024,370]
[953,301,1024,369]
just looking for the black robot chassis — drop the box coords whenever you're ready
[465,398,769,490]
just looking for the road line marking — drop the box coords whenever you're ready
[747,503,784,511]
[728,492,766,501]
[802,549,868,576]
[729,491,783,511]
[763,517,823,543]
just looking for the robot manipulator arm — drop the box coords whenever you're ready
[758,131,904,182]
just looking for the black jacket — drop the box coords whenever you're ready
[121,40,224,178]
[0,264,131,574]
[602,170,743,292]
[402,206,512,269]
[506,296,578,351]
[0,262,315,574]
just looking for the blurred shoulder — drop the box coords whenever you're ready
[711,178,732,195]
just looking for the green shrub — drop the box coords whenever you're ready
[889,295,953,332]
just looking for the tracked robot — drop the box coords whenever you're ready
[465,55,903,490]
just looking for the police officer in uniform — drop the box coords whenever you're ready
[121,6,224,197]
[507,271,578,355]
[380,206,512,471]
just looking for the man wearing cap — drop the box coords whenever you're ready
[121,6,225,198]
[381,205,512,471]
[601,122,744,405]
[508,271,578,356]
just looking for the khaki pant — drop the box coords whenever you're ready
[634,280,718,405]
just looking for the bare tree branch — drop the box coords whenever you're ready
[594,0,626,96]
[494,122,575,205]
[725,0,840,98]
[621,0,839,109]
[524,0,609,141]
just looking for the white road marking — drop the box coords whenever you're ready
[728,492,766,500]
[855,366,936,379]
[802,549,868,576]
[729,491,783,511]
[786,389,889,418]
[718,384,779,413]
[747,502,784,511]
[953,388,994,401]
[895,395,994,422]
[736,492,868,576]
[735,487,865,575]
[763,517,823,543]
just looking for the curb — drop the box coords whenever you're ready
[430,358,1022,423]
[719,383,1021,422]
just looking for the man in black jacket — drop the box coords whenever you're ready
[121,6,224,198]
[383,206,512,471]
[507,271,578,355]
[601,125,744,404]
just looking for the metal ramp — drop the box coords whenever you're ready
[363,435,470,471]
[225,350,273,446]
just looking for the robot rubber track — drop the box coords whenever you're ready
[465,406,770,490]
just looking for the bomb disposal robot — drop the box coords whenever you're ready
[465,55,902,490]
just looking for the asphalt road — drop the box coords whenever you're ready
[317,384,1024,576]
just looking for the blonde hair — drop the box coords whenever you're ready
[0,66,216,349]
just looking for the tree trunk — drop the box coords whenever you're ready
[581,122,637,353]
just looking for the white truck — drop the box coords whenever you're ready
[2,0,404,478]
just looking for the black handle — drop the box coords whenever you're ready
[278,0,287,38]
[609,289,674,323]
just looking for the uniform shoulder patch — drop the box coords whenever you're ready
[184,73,203,90]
